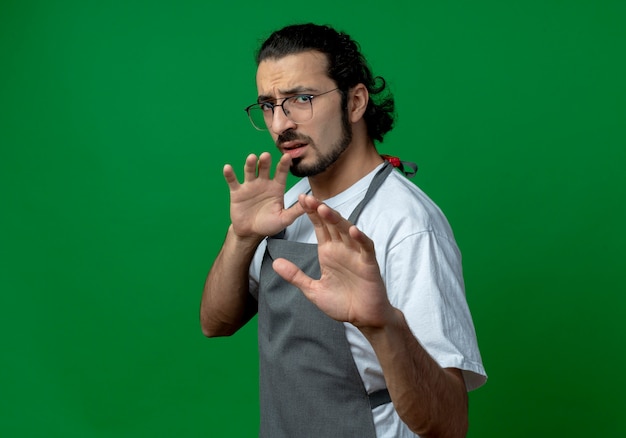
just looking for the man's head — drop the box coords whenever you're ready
[254,51,353,177]
[255,23,395,144]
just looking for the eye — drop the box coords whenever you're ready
[259,102,274,112]
[291,94,313,105]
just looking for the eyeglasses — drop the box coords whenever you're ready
[244,88,340,131]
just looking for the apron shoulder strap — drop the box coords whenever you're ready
[348,161,393,224]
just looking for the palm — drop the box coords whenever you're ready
[272,195,395,329]
[224,153,303,238]
[314,232,389,326]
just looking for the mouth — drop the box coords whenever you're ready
[280,140,309,159]
[280,140,308,151]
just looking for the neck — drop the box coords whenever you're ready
[308,131,383,200]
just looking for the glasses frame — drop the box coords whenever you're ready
[244,88,341,131]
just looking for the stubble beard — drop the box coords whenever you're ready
[288,109,353,178]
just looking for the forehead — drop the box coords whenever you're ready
[256,51,333,95]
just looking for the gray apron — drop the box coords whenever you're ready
[258,163,393,437]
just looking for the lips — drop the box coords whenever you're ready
[280,141,308,159]
[280,141,307,151]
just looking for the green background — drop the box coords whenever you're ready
[1,0,625,436]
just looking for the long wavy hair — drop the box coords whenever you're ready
[256,23,395,143]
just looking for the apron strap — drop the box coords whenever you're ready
[368,388,392,409]
[347,161,393,224]
[382,154,418,178]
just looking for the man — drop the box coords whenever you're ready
[200,23,487,437]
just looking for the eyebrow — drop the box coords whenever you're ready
[257,86,320,103]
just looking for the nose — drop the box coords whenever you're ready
[270,105,297,135]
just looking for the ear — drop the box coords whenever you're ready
[348,83,369,123]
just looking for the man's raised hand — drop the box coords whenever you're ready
[223,152,304,240]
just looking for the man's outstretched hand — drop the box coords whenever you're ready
[272,194,397,330]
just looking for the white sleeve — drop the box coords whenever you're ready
[248,238,267,301]
[384,230,487,391]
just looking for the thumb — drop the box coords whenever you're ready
[280,201,306,228]
[272,258,313,292]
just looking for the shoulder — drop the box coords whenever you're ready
[360,170,456,244]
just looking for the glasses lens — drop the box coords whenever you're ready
[247,106,268,131]
[283,96,313,124]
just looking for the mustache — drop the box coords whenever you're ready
[276,130,313,148]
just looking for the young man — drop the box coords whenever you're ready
[200,23,487,437]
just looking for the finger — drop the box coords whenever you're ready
[280,200,306,228]
[274,153,293,186]
[317,202,345,225]
[317,203,355,245]
[223,164,240,191]
[272,258,314,293]
[243,154,258,182]
[299,195,331,242]
[257,152,272,179]
[348,225,377,259]
[299,193,322,214]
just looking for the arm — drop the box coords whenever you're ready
[361,311,468,437]
[272,194,468,436]
[200,152,304,338]
[200,226,262,337]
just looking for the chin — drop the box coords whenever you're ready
[290,158,327,178]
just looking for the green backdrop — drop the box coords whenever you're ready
[1,0,625,436]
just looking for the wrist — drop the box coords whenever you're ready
[227,224,265,252]
[358,306,405,340]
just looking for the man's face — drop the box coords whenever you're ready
[255,51,352,177]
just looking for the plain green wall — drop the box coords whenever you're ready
[1,0,625,436]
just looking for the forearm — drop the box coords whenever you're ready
[361,309,468,437]
[200,225,263,337]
